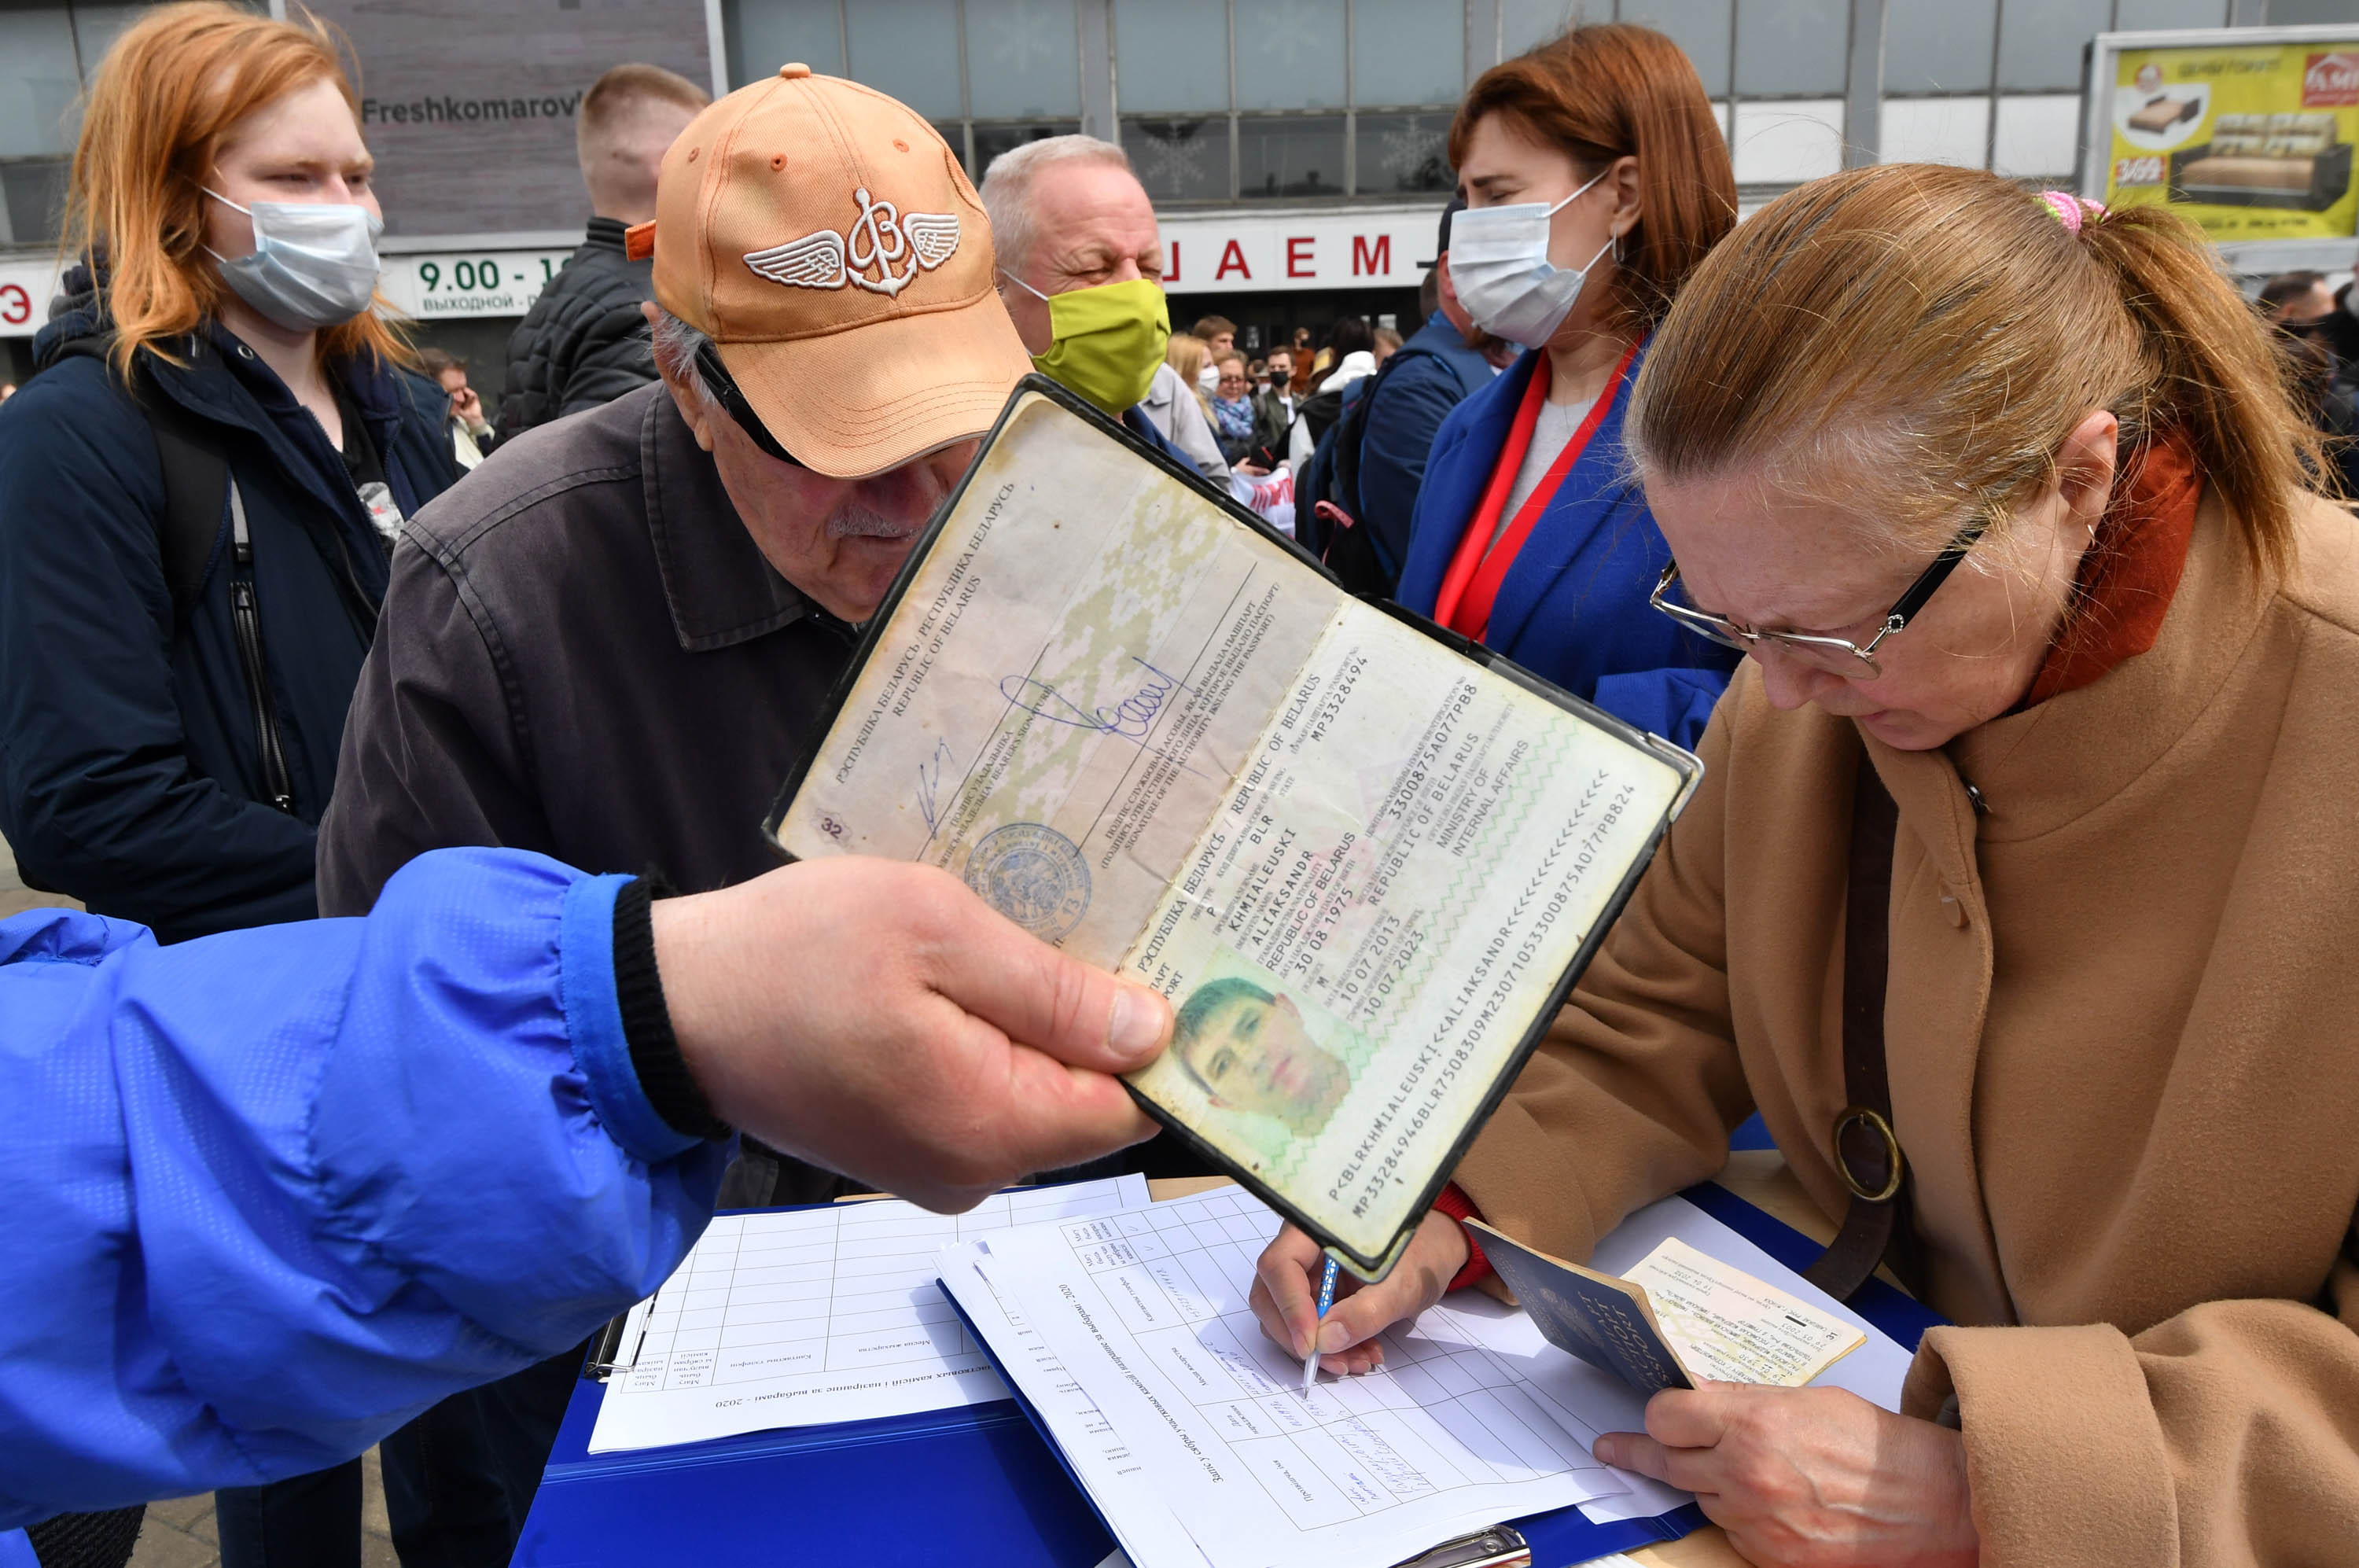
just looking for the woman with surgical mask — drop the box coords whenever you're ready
[0,7,461,1559]
[1392,24,1739,749]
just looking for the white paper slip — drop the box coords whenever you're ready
[1625,1237,1864,1387]
[940,1242,1216,1568]
[586,1176,1150,1453]
[976,1186,1636,1568]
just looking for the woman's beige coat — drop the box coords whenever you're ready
[1453,492,2359,1564]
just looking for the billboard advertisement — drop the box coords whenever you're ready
[2096,28,2359,248]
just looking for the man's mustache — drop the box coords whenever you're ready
[827,504,925,541]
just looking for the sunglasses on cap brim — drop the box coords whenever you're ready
[694,339,801,467]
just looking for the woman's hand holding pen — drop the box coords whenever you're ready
[1247,1210,1470,1375]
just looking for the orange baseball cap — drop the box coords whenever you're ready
[634,64,1032,478]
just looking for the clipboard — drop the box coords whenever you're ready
[523,1183,1942,1567]
[760,374,1704,1281]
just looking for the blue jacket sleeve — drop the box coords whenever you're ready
[0,366,320,933]
[0,847,728,1527]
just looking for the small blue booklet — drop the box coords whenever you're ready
[1466,1220,1864,1398]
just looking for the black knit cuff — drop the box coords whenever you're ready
[613,874,732,1142]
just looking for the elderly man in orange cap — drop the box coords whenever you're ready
[314,66,1043,1557]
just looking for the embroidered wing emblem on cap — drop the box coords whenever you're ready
[744,230,847,289]
[746,189,960,297]
[902,210,961,271]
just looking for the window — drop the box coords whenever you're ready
[966,0,1081,119]
[1124,117,1231,201]
[2114,0,2229,28]
[1113,0,1228,114]
[973,120,1084,179]
[1237,114,1345,197]
[0,9,86,160]
[1624,0,1733,98]
[1993,0,2107,93]
[845,0,962,120]
[726,0,842,86]
[1500,0,1576,58]
[1884,0,1995,95]
[0,1,175,247]
[1354,112,1455,194]
[1232,0,1345,111]
[1350,0,1463,109]
[1735,0,1849,98]
[729,0,1080,175]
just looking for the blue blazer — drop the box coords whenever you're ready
[1394,343,1737,749]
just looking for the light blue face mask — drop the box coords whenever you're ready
[1446,167,1617,350]
[204,189,384,331]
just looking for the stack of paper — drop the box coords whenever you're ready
[588,1175,1149,1452]
[940,1186,1914,1568]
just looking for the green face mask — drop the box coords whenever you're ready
[1002,273,1172,418]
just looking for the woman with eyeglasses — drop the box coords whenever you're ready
[1253,164,2359,1567]
[1391,24,1741,749]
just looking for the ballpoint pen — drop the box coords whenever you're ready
[1301,1254,1339,1393]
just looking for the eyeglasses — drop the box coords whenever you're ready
[694,339,801,467]
[1648,517,1988,678]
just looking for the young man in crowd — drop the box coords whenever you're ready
[318,68,1027,1559]
[1191,313,1236,360]
[1251,344,1297,463]
[497,63,707,438]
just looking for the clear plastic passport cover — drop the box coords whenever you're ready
[767,376,1700,1278]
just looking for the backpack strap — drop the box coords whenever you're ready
[42,336,231,628]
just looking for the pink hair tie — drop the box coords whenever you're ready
[2038,190,2103,234]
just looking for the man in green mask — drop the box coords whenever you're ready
[979,136,1229,482]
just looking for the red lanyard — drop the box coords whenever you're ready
[1433,340,1639,642]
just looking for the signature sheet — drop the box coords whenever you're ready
[775,390,1690,1268]
[585,1176,1147,1453]
[943,1187,1916,1568]
[949,1185,1637,1568]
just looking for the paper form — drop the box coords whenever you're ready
[940,1243,1214,1568]
[585,1176,1149,1453]
[968,1187,1637,1568]
[1625,1238,1864,1387]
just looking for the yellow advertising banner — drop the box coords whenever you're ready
[2106,42,2359,241]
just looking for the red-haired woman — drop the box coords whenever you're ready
[1394,24,1739,749]
[0,4,459,1559]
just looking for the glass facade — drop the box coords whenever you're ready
[0,1,166,246]
[0,0,2298,255]
[723,0,1085,174]
[1110,0,1467,203]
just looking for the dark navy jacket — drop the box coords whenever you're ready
[0,278,459,941]
[1395,340,1737,749]
[1352,311,1496,579]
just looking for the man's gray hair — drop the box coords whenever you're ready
[978,134,1134,282]
[648,306,717,407]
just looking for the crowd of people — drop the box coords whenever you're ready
[2,6,2355,1568]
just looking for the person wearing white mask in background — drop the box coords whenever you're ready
[1392,24,1740,751]
[0,5,462,1560]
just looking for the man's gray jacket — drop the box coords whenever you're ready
[318,383,857,1196]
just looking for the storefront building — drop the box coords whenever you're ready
[1,0,2345,394]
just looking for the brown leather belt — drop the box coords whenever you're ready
[1802,753,1917,1302]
